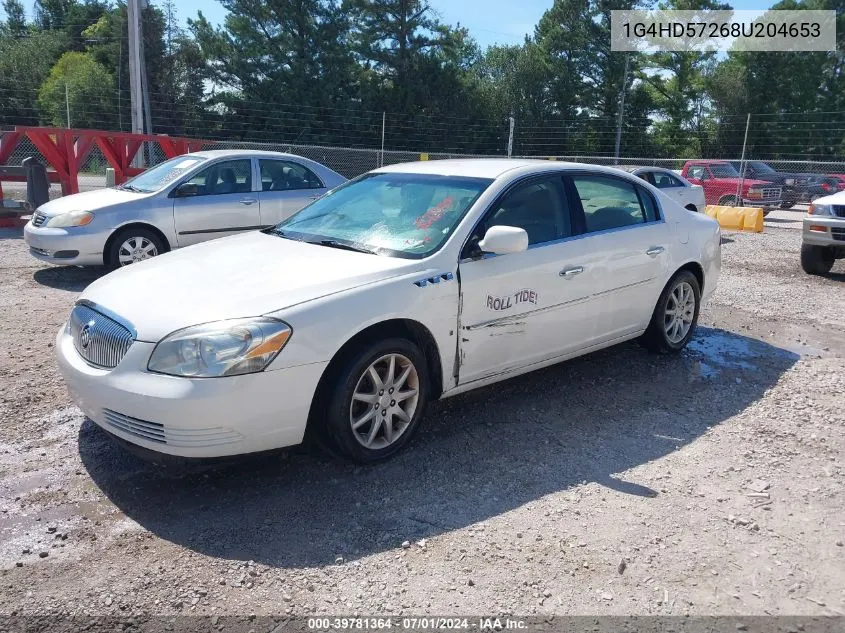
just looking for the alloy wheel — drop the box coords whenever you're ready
[664,281,695,344]
[349,353,420,450]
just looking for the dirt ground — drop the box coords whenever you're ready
[0,209,843,617]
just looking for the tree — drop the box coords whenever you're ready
[0,29,67,126]
[641,0,732,157]
[1,0,26,36]
[37,50,117,128]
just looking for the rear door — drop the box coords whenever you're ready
[173,158,261,247]
[650,170,694,208]
[567,173,670,338]
[257,159,328,225]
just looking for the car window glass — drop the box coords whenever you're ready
[653,172,684,189]
[572,175,647,233]
[479,176,571,247]
[184,160,252,196]
[688,166,706,180]
[260,160,324,191]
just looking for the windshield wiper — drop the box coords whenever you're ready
[310,239,376,255]
[117,184,144,192]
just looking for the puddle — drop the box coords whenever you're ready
[686,330,759,372]
[683,329,798,379]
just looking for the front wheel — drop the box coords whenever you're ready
[718,195,739,206]
[800,244,835,275]
[640,271,701,354]
[322,338,429,463]
[106,227,166,269]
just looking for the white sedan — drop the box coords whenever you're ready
[56,159,721,463]
[24,150,346,268]
[621,166,707,213]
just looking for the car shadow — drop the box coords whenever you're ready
[33,266,105,291]
[79,326,799,569]
[763,218,799,224]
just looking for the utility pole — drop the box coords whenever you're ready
[127,0,148,166]
[507,115,515,158]
[614,54,631,164]
[380,112,386,168]
[735,113,751,203]
[65,83,71,128]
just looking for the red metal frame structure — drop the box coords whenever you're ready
[0,127,210,196]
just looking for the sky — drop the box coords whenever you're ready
[2,1,783,48]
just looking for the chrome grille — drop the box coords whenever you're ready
[833,205,845,218]
[103,409,166,444]
[31,210,47,227]
[69,302,134,368]
[761,187,781,200]
[831,227,845,242]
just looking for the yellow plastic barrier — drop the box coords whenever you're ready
[704,205,764,233]
[419,152,429,161]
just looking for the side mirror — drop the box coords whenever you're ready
[477,225,529,255]
[174,182,198,197]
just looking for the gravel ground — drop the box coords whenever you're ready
[0,209,843,617]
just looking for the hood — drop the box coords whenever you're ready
[79,231,424,341]
[810,189,845,206]
[37,188,152,216]
[710,177,772,188]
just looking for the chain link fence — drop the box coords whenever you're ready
[2,131,844,203]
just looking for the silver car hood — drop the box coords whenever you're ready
[36,188,153,216]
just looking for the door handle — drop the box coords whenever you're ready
[239,197,257,205]
[307,195,321,200]
[646,246,665,256]
[559,266,584,278]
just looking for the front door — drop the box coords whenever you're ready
[173,158,261,247]
[457,174,599,384]
[258,159,328,225]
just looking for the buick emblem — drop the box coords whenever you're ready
[80,321,93,350]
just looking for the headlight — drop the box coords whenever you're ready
[784,178,795,186]
[46,211,94,228]
[809,203,833,216]
[148,318,292,377]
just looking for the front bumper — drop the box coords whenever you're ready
[802,216,845,248]
[23,221,109,266]
[742,199,781,212]
[56,326,328,458]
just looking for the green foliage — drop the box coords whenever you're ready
[0,0,843,158]
[37,50,116,128]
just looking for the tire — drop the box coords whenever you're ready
[640,271,701,354]
[106,226,167,270]
[779,201,794,209]
[718,195,739,206]
[320,337,429,463]
[800,244,835,275]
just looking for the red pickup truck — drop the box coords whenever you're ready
[681,160,782,216]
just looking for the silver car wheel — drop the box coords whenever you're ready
[118,236,159,266]
[664,281,695,344]
[349,353,419,450]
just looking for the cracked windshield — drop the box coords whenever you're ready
[275,173,493,257]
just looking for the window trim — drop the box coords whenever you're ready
[258,158,326,192]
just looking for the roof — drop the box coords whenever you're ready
[375,158,609,179]
[684,159,732,164]
[186,149,301,159]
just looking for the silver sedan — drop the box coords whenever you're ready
[23,150,347,268]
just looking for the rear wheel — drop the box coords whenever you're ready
[640,271,701,354]
[106,227,166,269]
[800,244,835,275]
[321,338,429,463]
